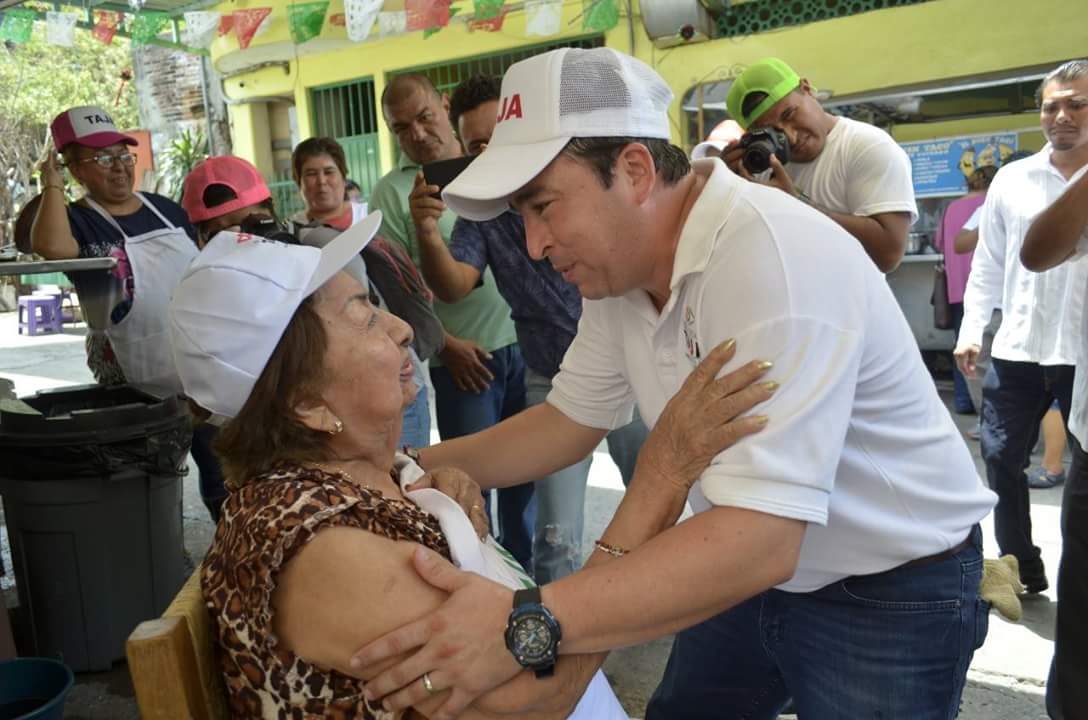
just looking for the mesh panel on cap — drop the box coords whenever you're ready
[556,49,672,140]
[559,51,632,116]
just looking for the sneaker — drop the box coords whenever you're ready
[966,426,981,441]
[1027,466,1066,489]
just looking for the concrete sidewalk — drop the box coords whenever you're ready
[0,310,1059,719]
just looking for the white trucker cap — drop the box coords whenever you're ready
[442,47,674,221]
[169,212,382,419]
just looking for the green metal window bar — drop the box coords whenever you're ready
[309,78,384,201]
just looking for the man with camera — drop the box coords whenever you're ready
[722,58,916,272]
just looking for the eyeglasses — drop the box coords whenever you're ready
[73,152,137,168]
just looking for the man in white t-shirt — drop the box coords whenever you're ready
[1016,57,1088,720]
[721,58,917,272]
[955,63,1088,601]
[349,48,996,720]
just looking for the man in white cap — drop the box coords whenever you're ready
[351,48,995,719]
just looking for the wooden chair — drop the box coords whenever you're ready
[126,567,229,719]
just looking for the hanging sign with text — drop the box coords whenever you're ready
[900,132,1019,197]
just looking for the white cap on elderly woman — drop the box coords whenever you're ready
[442,48,673,222]
[169,212,382,419]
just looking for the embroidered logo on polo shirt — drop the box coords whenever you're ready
[683,305,701,361]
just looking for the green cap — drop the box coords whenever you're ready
[726,58,801,129]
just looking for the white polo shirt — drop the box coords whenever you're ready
[549,159,995,592]
[787,116,918,224]
[960,147,1088,365]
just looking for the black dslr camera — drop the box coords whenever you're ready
[738,127,791,174]
[238,213,297,245]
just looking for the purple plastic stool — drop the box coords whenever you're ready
[32,289,75,324]
[18,295,63,336]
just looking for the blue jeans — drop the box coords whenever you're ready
[525,369,649,583]
[980,358,1074,574]
[647,527,989,720]
[526,368,591,584]
[430,343,534,571]
[399,359,431,449]
[950,303,975,412]
[191,423,226,523]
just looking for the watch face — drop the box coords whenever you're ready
[512,615,555,662]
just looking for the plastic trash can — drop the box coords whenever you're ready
[0,384,191,672]
[0,657,73,719]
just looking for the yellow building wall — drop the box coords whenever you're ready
[652,0,1075,117]
[213,0,1076,172]
[227,102,275,179]
[267,101,296,177]
[213,1,632,171]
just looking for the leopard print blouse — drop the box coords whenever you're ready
[202,462,451,719]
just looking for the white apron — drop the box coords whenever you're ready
[396,455,629,720]
[84,194,198,398]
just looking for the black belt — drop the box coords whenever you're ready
[899,536,973,571]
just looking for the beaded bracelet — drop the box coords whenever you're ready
[594,539,629,558]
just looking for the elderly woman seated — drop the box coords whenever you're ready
[169,216,770,719]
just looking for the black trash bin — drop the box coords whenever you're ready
[0,384,191,672]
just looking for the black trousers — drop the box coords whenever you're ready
[979,359,1075,573]
[1048,435,1088,719]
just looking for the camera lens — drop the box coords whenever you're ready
[742,146,773,174]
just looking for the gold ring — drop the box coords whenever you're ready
[422,672,436,695]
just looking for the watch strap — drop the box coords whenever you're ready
[512,585,541,609]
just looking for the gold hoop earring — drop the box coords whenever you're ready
[328,419,344,436]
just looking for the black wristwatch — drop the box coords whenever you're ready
[504,586,562,678]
